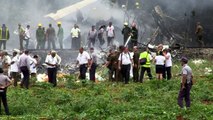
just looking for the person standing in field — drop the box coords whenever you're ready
[178,57,193,108]
[0,68,11,115]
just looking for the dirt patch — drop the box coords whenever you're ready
[176,115,183,120]
[202,100,213,105]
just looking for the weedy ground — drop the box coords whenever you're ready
[0,60,212,120]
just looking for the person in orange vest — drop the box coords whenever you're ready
[0,24,10,50]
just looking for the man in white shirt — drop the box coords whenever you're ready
[89,48,97,82]
[118,47,133,84]
[45,51,60,87]
[71,24,81,50]
[106,22,115,47]
[18,50,31,89]
[30,55,38,78]
[163,49,172,80]
[24,25,31,49]
[10,51,20,87]
[76,47,90,80]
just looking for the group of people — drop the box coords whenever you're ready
[18,22,64,50]
[76,44,193,109]
[104,44,172,84]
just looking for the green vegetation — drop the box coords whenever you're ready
[0,60,212,120]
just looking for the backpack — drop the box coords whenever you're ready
[140,53,149,65]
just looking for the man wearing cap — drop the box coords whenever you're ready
[57,22,64,49]
[18,50,31,89]
[36,24,45,49]
[89,48,97,82]
[0,68,12,115]
[71,24,81,50]
[76,47,90,80]
[46,24,56,50]
[0,24,10,50]
[178,57,193,108]
[45,51,60,87]
[121,22,131,46]
[87,26,97,49]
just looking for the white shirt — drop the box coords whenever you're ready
[71,27,80,38]
[30,57,37,73]
[165,53,172,67]
[45,55,59,68]
[106,26,114,37]
[77,51,90,65]
[10,55,19,72]
[155,55,165,65]
[24,28,31,39]
[118,52,133,65]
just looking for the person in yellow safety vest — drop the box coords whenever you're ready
[18,24,25,50]
[0,24,10,50]
[139,47,153,83]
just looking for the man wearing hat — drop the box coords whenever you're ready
[122,22,131,46]
[178,57,193,108]
[36,24,45,49]
[57,22,64,49]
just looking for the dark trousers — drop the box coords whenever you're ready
[121,64,131,84]
[0,40,6,50]
[0,89,10,115]
[19,36,24,50]
[133,65,139,82]
[79,64,87,80]
[107,37,114,47]
[139,67,152,82]
[88,38,96,48]
[108,66,116,82]
[98,37,105,46]
[89,63,97,82]
[47,68,57,87]
[178,83,192,108]
[72,37,80,50]
[129,40,137,49]
[165,67,172,80]
[11,72,20,87]
[20,66,30,89]
[162,65,166,79]
[47,39,56,50]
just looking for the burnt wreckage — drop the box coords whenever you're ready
[151,6,184,49]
